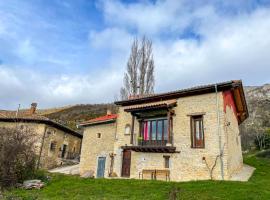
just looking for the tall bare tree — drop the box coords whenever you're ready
[120,36,155,100]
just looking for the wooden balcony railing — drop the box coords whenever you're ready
[138,140,168,146]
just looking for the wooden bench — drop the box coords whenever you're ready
[139,169,170,181]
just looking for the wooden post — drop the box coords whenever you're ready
[130,115,135,144]
[167,111,171,144]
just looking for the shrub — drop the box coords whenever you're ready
[256,150,270,158]
[0,126,38,189]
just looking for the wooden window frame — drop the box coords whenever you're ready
[190,115,205,148]
[140,118,168,143]
[50,141,57,151]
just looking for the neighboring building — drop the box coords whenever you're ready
[79,80,248,181]
[0,103,82,169]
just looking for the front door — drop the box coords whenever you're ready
[61,144,67,158]
[121,150,131,177]
[97,157,106,178]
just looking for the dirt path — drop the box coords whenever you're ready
[49,164,80,175]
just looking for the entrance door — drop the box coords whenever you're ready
[97,157,106,178]
[61,144,67,158]
[121,150,131,177]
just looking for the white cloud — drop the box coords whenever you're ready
[0,65,122,109]
[1,0,270,109]
[89,27,133,51]
[99,0,192,35]
[153,7,270,91]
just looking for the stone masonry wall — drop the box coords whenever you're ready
[224,105,243,177]
[0,122,82,169]
[113,92,240,181]
[40,125,82,169]
[78,91,244,181]
[79,122,116,177]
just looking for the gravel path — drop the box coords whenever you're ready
[49,164,80,175]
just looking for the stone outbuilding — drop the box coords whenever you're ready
[0,103,82,169]
[79,80,248,181]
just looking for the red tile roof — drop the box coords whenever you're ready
[80,114,118,126]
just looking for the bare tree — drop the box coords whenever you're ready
[120,36,155,100]
[0,126,38,188]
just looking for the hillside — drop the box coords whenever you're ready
[43,104,117,130]
[240,84,270,149]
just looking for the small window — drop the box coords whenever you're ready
[50,141,57,151]
[191,115,204,148]
[125,124,131,135]
[97,133,101,138]
[164,156,170,168]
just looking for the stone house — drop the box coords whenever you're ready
[79,80,248,181]
[0,103,82,169]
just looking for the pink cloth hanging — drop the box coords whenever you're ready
[144,122,148,140]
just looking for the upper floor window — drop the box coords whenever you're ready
[97,133,101,138]
[50,141,57,151]
[140,118,168,142]
[125,124,131,135]
[191,115,204,148]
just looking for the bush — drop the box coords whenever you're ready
[32,170,50,183]
[0,126,38,189]
[256,150,270,158]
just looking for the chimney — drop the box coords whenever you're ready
[107,109,112,115]
[30,103,37,115]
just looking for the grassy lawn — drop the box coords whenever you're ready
[4,154,270,200]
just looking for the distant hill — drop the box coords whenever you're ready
[240,84,270,149]
[43,104,117,130]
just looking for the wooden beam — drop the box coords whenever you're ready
[167,111,171,144]
[130,115,135,144]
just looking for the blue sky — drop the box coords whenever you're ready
[0,0,270,109]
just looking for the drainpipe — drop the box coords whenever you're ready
[37,126,47,169]
[215,84,224,180]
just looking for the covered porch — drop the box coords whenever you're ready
[123,100,177,152]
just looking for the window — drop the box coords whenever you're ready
[191,115,204,148]
[50,141,57,151]
[97,133,101,138]
[140,119,168,142]
[125,124,131,135]
[164,156,170,168]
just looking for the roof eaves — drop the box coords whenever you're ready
[115,80,236,106]
[0,117,82,138]
[80,118,116,127]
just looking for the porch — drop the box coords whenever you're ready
[124,100,177,152]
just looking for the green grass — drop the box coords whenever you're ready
[4,154,270,200]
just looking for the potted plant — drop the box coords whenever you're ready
[138,136,143,145]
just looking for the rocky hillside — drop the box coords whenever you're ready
[240,84,270,149]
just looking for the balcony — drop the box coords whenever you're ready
[138,139,168,147]
[122,139,176,153]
